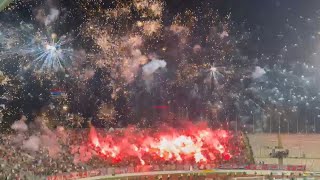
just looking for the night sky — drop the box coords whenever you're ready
[3,0,320,57]
[1,0,320,133]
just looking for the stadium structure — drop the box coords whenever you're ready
[46,132,320,180]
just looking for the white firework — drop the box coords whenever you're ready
[205,64,225,86]
[23,33,74,72]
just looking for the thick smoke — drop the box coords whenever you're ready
[45,8,60,26]
[142,59,167,91]
[11,116,61,157]
[252,66,266,79]
[142,59,167,76]
[22,135,41,152]
[11,115,28,132]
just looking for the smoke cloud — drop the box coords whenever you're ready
[11,116,61,157]
[11,115,28,132]
[45,8,60,26]
[252,66,266,79]
[35,6,60,26]
[142,59,166,76]
[22,135,41,152]
[142,59,167,90]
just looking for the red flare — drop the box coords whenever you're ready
[87,122,233,165]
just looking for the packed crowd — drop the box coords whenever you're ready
[0,128,250,180]
[0,130,104,179]
[223,132,249,165]
[3,131,104,179]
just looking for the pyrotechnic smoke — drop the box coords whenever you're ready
[142,59,167,90]
[11,115,28,132]
[35,0,60,27]
[45,8,60,26]
[22,135,41,152]
[41,134,60,157]
[72,145,94,164]
[252,66,266,79]
[11,116,62,157]
[143,59,167,76]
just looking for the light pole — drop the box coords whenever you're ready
[291,107,298,134]
[186,107,189,119]
[306,118,308,134]
[315,107,320,133]
[215,109,218,121]
[252,111,255,133]
[269,116,272,133]
[278,112,281,135]
[297,114,299,134]
[236,115,238,134]
[317,114,320,133]
[284,118,290,134]
[313,117,316,133]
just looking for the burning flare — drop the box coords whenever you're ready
[88,122,232,165]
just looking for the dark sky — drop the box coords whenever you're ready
[2,0,320,64]
[2,0,320,65]
[1,0,320,129]
[216,0,320,61]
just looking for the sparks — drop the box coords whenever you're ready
[29,34,74,72]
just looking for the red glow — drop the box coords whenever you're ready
[222,153,232,161]
[88,122,232,165]
[152,105,169,109]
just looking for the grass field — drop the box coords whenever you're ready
[248,133,320,171]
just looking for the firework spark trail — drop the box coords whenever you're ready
[0,22,75,73]
[21,34,74,72]
[87,122,232,165]
[42,44,70,71]
[204,64,226,87]
[249,64,318,107]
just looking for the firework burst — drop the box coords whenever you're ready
[1,22,76,75]
[21,33,74,73]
